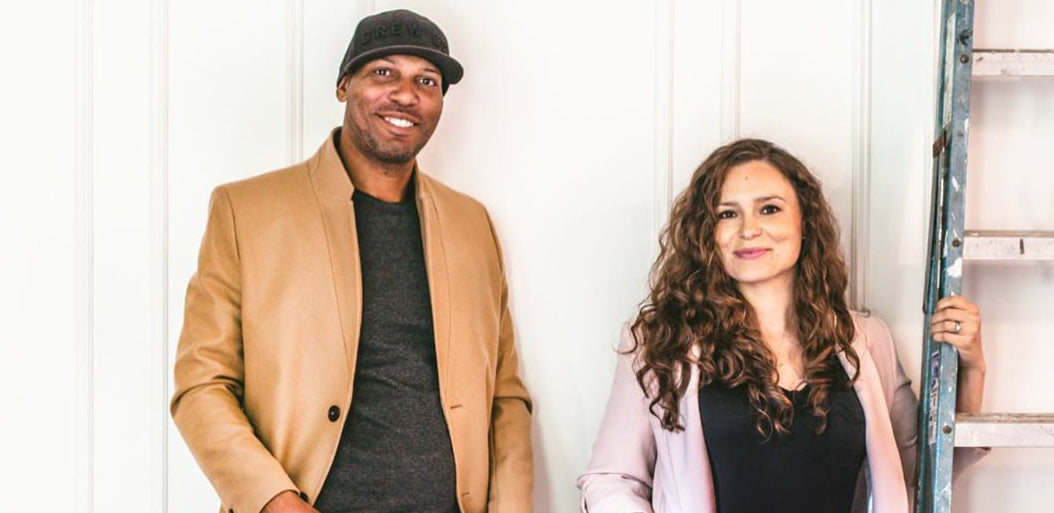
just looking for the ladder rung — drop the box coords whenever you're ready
[963,230,1054,261]
[972,49,1054,77]
[954,413,1054,447]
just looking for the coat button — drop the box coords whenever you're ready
[328,405,340,422]
[299,491,309,502]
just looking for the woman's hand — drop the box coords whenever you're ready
[930,295,986,413]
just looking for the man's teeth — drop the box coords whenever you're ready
[384,117,414,128]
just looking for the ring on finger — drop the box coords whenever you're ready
[953,321,962,334]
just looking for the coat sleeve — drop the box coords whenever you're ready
[170,186,297,513]
[864,315,990,499]
[576,324,656,513]
[482,209,535,513]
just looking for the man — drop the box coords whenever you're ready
[170,9,533,513]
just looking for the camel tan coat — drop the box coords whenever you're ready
[171,132,533,513]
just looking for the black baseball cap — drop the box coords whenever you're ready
[337,9,464,93]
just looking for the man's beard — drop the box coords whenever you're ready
[347,115,432,166]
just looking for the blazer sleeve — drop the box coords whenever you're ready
[864,315,990,498]
[482,209,535,513]
[170,186,297,513]
[576,324,656,513]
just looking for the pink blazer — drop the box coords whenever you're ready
[577,313,986,513]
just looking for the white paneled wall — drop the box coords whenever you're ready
[1,1,1052,511]
[92,0,161,512]
[0,1,83,512]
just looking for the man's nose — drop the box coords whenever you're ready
[389,78,418,105]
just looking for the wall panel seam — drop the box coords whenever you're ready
[851,0,873,312]
[720,0,741,142]
[150,0,170,511]
[288,0,304,164]
[653,0,674,244]
[75,0,95,512]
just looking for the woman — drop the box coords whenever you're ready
[577,139,987,513]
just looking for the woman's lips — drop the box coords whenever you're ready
[734,248,770,260]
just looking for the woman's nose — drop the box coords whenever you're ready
[739,216,761,239]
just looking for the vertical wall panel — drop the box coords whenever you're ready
[150,1,171,510]
[848,0,872,310]
[654,0,674,242]
[76,1,96,511]
[303,0,369,154]
[0,1,81,511]
[720,0,742,143]
[739,0,855,251]
[167,1,290,511]
[868,0,937,381]
[92,0,162,511]
[671,0,728,208]
[286,0,304,164]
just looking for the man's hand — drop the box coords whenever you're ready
[260,490,319,513]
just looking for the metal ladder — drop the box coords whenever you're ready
[916,1,1054,512]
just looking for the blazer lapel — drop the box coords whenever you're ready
[662,347,717,512]
[415,173,452,395]
[308,132,362,377]
[839,343,909,513]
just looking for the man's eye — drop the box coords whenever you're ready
[760,204,781,215]
[419,77,439,87]
[373,68,392,77]
[717,210,736,219]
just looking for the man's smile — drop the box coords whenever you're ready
[384,116,415,128]
[376,111,421,131]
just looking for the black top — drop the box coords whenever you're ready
[699,367,865,513]
[314,184,458,513]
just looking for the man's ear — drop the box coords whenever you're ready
[336,75,350,102]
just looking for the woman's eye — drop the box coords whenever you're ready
[760,204,781,215]
[717,210,736,219]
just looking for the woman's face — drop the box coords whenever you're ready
[713,159,803,290]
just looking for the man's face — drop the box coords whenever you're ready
[337,54,444,166]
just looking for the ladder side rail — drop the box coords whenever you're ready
[916,1,976,513]
[915,0,956,505]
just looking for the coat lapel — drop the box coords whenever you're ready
[415,174,452,395]
[659,346,716,512]
[839,341,909,513]
[671,363,716,512]
[306,130,452,392]
[308,132,362,377]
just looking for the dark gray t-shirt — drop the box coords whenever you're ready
[314,185,458,513]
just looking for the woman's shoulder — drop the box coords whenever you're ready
[848,310,904,386]
[849,310,896,355]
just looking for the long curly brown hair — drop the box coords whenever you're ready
[630,138,860,437]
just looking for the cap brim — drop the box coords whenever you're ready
[337,45,464,88]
